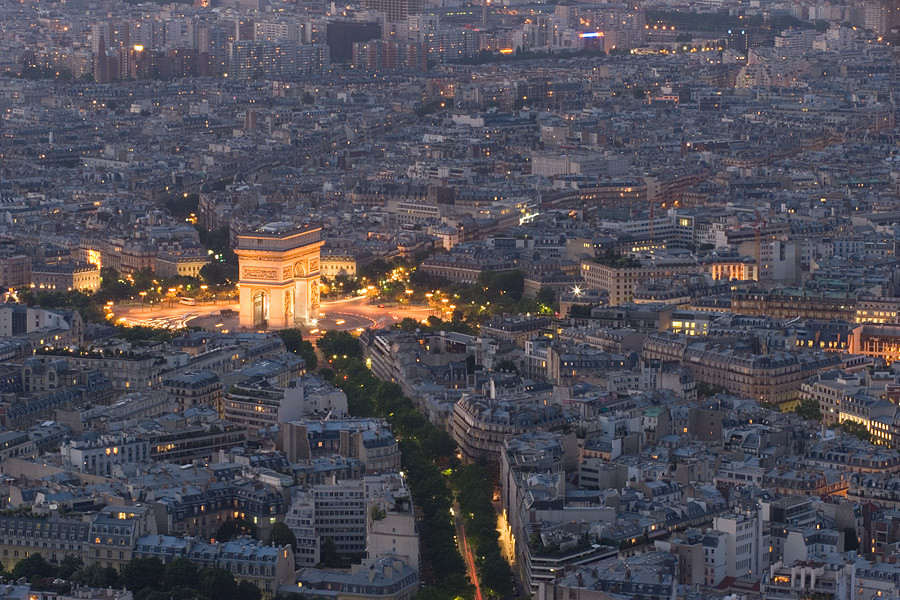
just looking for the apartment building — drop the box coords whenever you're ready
[295,555,418,600]
[162,370,223,415]
[281,418,400,474]
[313,478,367,554]
[60,433,151,476]
[0,506,155,571]
[643,333,847,406]
[450,394,572,460]
[134,535,295,596]
[850,323,900,365]
[713,508,767,580]
[30,262,101,292]
[223,376,305,433]
[53,350,167,392]
[731,288,856,322]
[580,255,698,306]
[366,474,418,571]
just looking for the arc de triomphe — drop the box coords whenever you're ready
[234,222,324,330]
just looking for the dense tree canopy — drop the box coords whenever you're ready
[268,522,298,552]
[161,558,198,591]
[216,518,255,542]
[3,553,262,600]
[11,553,56,582]
[119,557,164,592]
[72,563,119,588]
[317,330,362,360]
[837,420,872,443]
[277,328,318,370]
[454,463,515,598]
[795,398,822,422]
[326,355,472,600]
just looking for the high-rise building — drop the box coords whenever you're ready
[727,28,749,55]
[352,40,427,70]
[712,507,767,580]
[235,18,255,41]
[326,21,382,62]
[91,21,129,54]
[426,27,477,63]
[299,44,330,74]
[197,24,229,74]
[362,0,424,23]
[93,34,109,83]
[226,40,329,78]
[254,20,303,42]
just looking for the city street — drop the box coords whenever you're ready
[111,295,434,337]
[453,503,484,600]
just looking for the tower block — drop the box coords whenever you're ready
[235,223,324,330]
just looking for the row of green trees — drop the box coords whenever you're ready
[327,351,471,600]
[644,10,819,33]
[94,267,207,304]
[408,269,557,323]
[16,289,105,323]
[395,315,478,336]
[277,329,319,370]
[328,251,558,323]
[16,264,229,326]
[794,398,873,442]
[195,228,239,286]
[5,554,260,600]
[317,333,520,598]
[316,330,364,362]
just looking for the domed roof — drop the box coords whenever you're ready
[48,358,68,372]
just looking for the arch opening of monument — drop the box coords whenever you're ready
[252,290,268,328]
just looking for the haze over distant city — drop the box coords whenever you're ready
[0,0,899,599]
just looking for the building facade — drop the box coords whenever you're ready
[235,223,324,329]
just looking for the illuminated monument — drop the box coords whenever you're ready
[235,222,324,329]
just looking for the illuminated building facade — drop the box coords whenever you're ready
[850,323,900,365]
[235,223,324,330]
